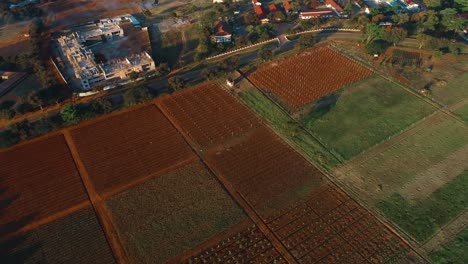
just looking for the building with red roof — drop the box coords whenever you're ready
[299,10,334,19]
[269,4,279,12]
[211,21,232,43]
[325,0,343,15]
[283,1,291,12]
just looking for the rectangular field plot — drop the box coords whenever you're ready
[335,113,468,241]
[301,75,436,160]
[266,185,422,263]
[70,104,196,195]
[106,161,246,263]
[429,227,468,264]
[1,207,115,263]
[205,126,326,219]
[172,219,285,263]
[0,134,88,235]
[157,82,260,148]
[248,46,373,111]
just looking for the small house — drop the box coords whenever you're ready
[211,21,232,43]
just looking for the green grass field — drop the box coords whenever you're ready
[454,102,468,123]
[429,227,468,264]
[431,71,468,106]
[301,75,436,160]
[377,171,468,242]
[107,161,246,263]
[238,89,341,170]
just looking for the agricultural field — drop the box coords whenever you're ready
[238,88,341,170]
[453,101,468,122]
[300,75,436,160]
[247,46,373,111]
[429,227,468,264]
[157,82,260,148]
[174,220,285,263]
[70,104,196,196]
[1,207,115,263]
[106,161,246,263]
[266,183,421,263]
[335,112,468,242]
[0,134,89,235]
[205,126,326,218]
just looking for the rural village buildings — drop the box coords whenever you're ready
[56,15,155,91]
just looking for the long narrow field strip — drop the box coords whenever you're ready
[205,126,326,219]
[157,82,260,148]
[0,134,89,236]
[248,46,373,111]
[106,161,247,263]
[1,207,116,263]
[172,219,285,263]
[69,104,196,196]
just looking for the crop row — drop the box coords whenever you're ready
[182,224,284,263]
[158,82,260,147]
[70,105,196,195]
[248,46,373,111]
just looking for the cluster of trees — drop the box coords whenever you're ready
[246,24,277,43]
[0,1,42,25]
[200,56,240,80]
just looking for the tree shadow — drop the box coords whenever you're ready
[0,186,40,263]
[302,92,341,124]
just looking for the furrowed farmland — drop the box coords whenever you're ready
[175,220,285,264]
[106,161,246,263]
[1,207,115,263]
[0,134,89,235]
[157,82,260,148]
[248,46,373,111]
[70,104,196,196]
[335,112,468,242]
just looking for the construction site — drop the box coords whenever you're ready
[53,14,155,93]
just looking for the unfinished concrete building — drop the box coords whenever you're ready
[56,15,155,91]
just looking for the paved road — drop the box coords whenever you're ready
[2,30,419,129]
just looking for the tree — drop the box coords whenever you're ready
[168,76,186,92]
[201,68,219,80]
[392,13,409,25]
[423,0,442,9]
[297,34,316,48]
[91,98,113,114]
[155,63,170,77]
[60,104,79,124]
[413,10,439,32]
[365,23,386,44]
[357,15,370,30]
[455,0,468,11]
[258,47,273,61]
[440,8,466,33]
[123,87,153,106]
[128,71,140,80]
[365,40,389,54]
[384,27,408,46]
[221,56,240,73]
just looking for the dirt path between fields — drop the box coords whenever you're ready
[421,211,468,254]
[399,146,468,203]
[63,130,128,264]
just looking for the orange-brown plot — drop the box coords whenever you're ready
[0,134,89,236]
[70,104,196,196]
[205,126,326,219]
[157,82,260,148]
[248,46,373,111]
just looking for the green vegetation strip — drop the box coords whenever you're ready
[429,227,468,264]
[238,89,341,170]
[377,171,468,242]
[454,102,468,123]
[301,75,436,160]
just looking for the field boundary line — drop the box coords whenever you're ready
[0,201,90,243]
[153,101,298,264]
[234,71,344,167]
[63,130,128,264]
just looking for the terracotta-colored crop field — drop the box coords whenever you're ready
[265,184,422,263]
[175,220,285,264]
[70,105,196,196]
[205,126,326,218]
[248,46,373,111]
[157,82,260,147]
[0,134,88,235]
[1,207,116,263]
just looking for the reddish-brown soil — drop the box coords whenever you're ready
[205,126,326,219]
[69,104,196,196]
[266,184,420,263]
[157,82,260,148]
[173,219,285,264]
[248,46,373,111]
[0,134,88,236]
